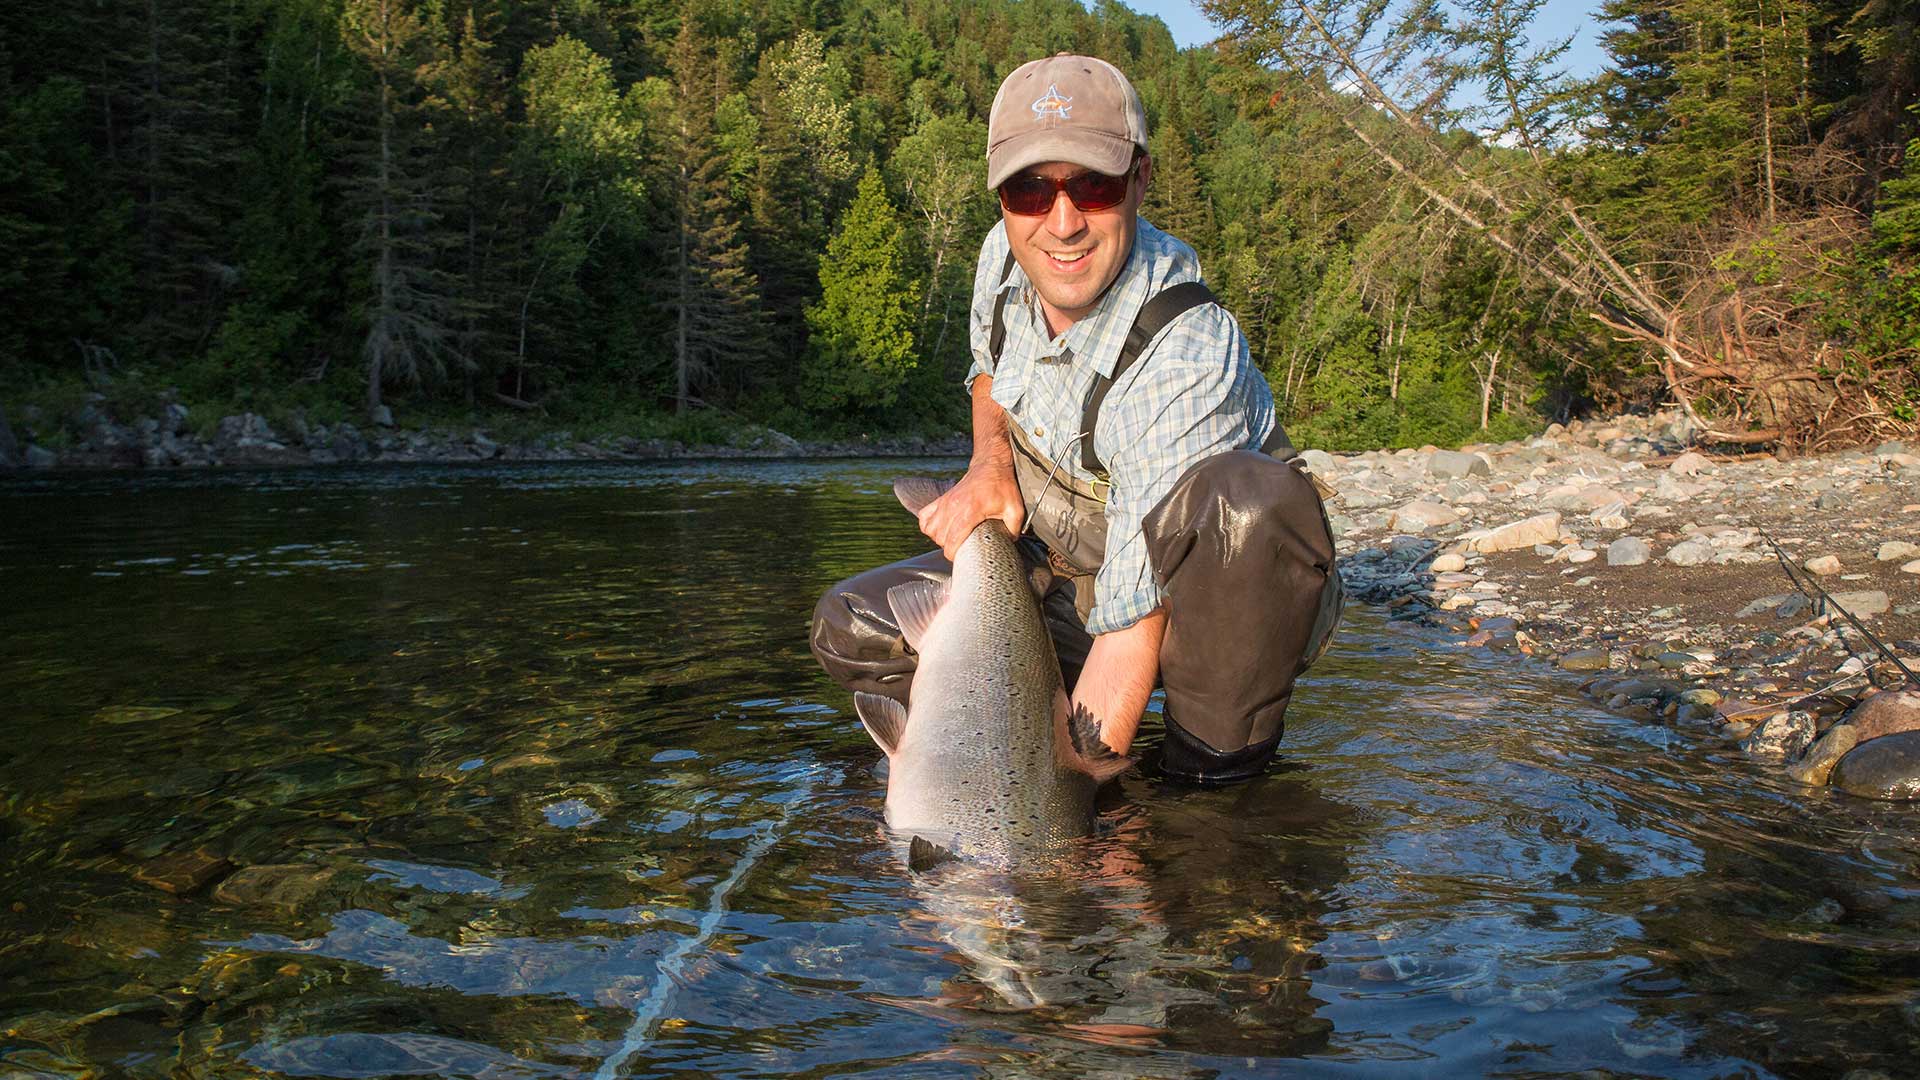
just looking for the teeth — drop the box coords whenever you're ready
[1049,252,1087,263]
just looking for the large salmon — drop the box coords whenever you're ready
[853,478,1131,868]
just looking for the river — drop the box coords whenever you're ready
[2,460,1916,1078]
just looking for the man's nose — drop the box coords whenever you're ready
[1045,189,1086,238]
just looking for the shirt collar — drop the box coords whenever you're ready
[997,219,1194,379]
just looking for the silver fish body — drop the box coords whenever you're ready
[854,480,1128,867]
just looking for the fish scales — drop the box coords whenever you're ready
[855,479,1129,867]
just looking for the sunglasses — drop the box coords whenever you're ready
[997,164,1136,216]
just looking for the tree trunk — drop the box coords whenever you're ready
[368,26,392,419]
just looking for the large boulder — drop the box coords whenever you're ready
[1830,730,1920,801]
[1841,690,1920,743]
[1741,710,1814,762]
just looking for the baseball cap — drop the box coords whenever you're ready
[986,54,1148,190]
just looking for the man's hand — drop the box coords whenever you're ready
[1071,607,1167,756]
[918,462,1025,559]
[920,374,1026,560]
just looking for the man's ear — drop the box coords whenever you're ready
[1134,154,1153,198]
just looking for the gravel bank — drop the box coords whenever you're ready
[1321,411,1920,801]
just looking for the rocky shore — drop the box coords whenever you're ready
[1320,411,1920,801]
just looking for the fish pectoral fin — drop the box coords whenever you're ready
[886,580,949,653]
[1060,693,1136,784]
[908,834,957,872]
[853,692,909,756]
[892,477,957,516]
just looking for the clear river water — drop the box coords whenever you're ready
[2,460,1917,1079]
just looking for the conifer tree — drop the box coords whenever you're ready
[660,13,764,413]
[341,0,454,420]
[803,167,921,412]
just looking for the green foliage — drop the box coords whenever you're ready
[2,0,1911,452]
[803,168,922,414]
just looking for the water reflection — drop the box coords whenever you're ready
[1,460,1917,1079]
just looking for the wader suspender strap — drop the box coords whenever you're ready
[1078,281,1214,474]
[986,254,1288,476]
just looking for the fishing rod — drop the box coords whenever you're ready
[1756,525,1918,691]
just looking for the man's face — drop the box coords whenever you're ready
[1001,157,1151,335]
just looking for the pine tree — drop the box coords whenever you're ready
[661,13,764,413]
[803,167,921,412]
[341,0,455,420]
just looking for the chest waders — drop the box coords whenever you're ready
[806,251,1346,786]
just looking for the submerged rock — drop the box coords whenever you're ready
[1786,725,1858,787]
[1831,730,1920,801]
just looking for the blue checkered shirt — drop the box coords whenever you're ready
[964,217,1276,635]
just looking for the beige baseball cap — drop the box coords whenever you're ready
[986,54,1148,190]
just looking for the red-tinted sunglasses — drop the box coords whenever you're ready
[997,163,1137,216]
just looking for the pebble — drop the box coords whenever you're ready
[1878,541,1919,561]
[1824,590,1891,619]
[1903,559,1920,574]
[1567,548,1598,564]
[1804,554,1842,575]
[1468,512,1563,553]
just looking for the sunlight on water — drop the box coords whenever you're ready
[2,460,1917,1079]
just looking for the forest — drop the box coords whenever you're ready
[0,0,1915,453]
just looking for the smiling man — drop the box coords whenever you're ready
[812,54,1342,784]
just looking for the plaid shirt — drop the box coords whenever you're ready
[965,217,1275,635]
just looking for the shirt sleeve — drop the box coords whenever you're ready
[964,222,1011,392]
[1085,303,1274,635]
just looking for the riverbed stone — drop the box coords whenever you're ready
[1822,590,1890,619]
[1667,451,1712,475]
[1877,540,1919,562]
[1840,690,1920,743]
[212,863,341,912]
[1607,536,1651,566]
[1430,449,1490,478]
[1664,537,1714,566]
[1429,552,1467,573]
[133,848,231,895]
[1560,648,1611,672]
[1831,730,1920,800]
[1468,512,1562,553]
[1392,501,1458,532]
[1741,711,1815,762]
[1804,554,1842,575]
[1786,725,1858,787]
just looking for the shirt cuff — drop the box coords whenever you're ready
[1085,581,1166,636]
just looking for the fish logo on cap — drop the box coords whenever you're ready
[1030,83,1072,125]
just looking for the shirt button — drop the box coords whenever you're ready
[1034,427,1044,436]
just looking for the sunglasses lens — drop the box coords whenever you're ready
[998,175,1057,215]
[997,167,1133,215]
[1065,171,1129,211]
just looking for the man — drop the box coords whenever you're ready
[811,54,1341,783]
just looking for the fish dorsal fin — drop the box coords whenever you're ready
[853,692,908,756]
[892,477,955,515]
[886,579,948,653]
[1057,691,1134,784]
[908,834,957,872]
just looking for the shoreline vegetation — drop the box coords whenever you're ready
[3,0,1916,460]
